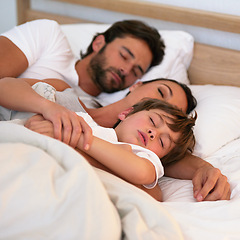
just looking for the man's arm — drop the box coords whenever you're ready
[0,36,28,78]
[0,77,83,147]
[164,152,231,201]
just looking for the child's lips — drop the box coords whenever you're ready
[138,130,148,146]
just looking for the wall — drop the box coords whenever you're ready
[30,0,240,51]
[0,0,17,34]
[1,0,239,51]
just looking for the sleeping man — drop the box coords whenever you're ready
[0,77,231,202]
[0,19,164,102]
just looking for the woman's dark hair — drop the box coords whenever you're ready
[80,20,165,70]
[141,78,197,114]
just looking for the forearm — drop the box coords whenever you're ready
[76,147,162,201]
[78,136,156,185]
[164,152,212,180]
[0,77,51,114]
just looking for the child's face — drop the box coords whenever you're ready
[115,109,180,158]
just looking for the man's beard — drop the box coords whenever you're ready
[87,47,125,93]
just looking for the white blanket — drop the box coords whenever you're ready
[0,122,183,240]
[1,121,240,239]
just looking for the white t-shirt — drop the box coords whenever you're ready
[77,111,164,189]
[1,19,96,107]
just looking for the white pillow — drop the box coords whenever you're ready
[61,23,194,105]
[190,84,240,158]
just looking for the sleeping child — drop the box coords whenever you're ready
[25,98,196,201]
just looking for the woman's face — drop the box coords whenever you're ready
[127,80,188,113]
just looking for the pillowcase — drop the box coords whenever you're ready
[61,23,194,105]
[189,84,240,158]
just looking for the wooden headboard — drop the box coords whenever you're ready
[17,0,240,87]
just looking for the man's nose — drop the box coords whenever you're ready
[120,63,132,75]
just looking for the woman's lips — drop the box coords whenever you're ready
[138,130,148,146]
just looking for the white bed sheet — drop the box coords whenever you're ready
[1,120,240,239]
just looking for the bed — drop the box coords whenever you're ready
[1,0,240,239]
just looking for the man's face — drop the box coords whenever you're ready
[88,36,152,93]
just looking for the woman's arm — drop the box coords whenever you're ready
[164,152,231,201]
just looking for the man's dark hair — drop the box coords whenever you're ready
[80,20,165,70]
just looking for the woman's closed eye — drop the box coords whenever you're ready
[157,84,173,100]
[158,88,164,98]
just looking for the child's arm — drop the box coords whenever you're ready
[78,135,156,186]
[25,116,161,201]
[0,77,82,147]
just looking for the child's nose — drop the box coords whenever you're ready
[148,129,156,140]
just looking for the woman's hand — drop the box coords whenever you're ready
[192,165,231,201]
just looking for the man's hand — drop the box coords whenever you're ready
[39,101,85,147]
[192,165,231,201]
[25,113,93,149]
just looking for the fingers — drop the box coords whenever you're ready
[195,175,219,201]
[192,170,205,201]
[204,175,230,201]
[192,166,231,201]
[24,114,45,128]
[68,115,82,148]
[77,116,93,150]
[52,111,76,145]
[54,113,93,149]
[25,119,55,137]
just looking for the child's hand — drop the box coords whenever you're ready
[25,113,93,149]
[25,114,55,138]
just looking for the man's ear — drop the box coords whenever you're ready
[129,81,143,92]
[92,35,106,52]
[118,107,134,120]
